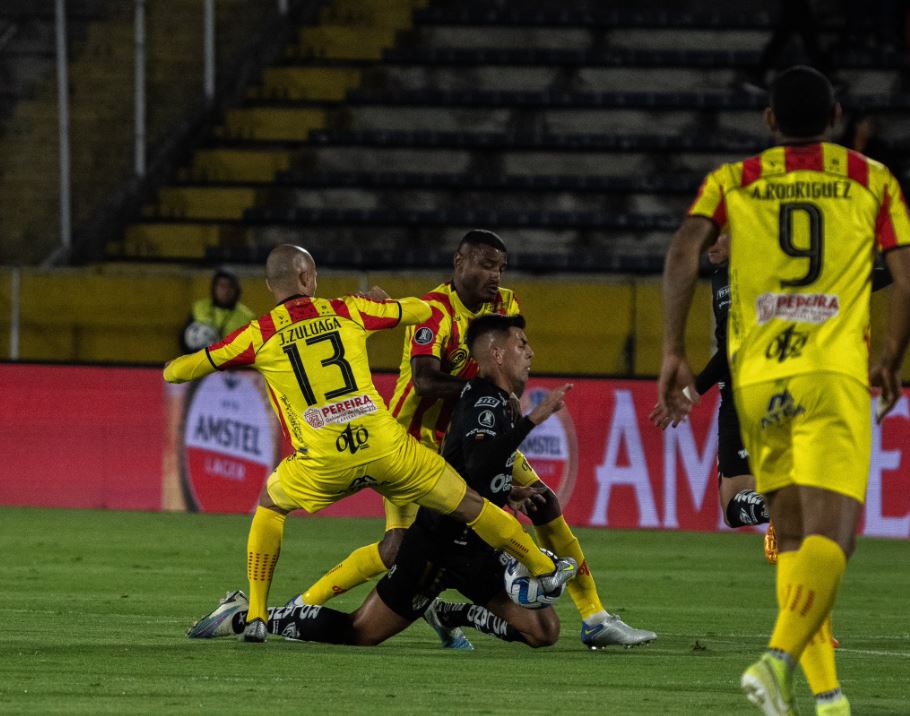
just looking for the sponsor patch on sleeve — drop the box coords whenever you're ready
[414,327,435,345]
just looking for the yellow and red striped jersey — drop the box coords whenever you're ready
[688,142,910,388]
[388,282,520,449]
[171,294,431,467]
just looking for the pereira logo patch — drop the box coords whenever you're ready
[414,327,435,345]
[756,293,839,325]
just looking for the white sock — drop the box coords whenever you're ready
[583,610,609,626]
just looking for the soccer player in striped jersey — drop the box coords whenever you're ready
[298,229,656,649]
[165,244,577,643]
[659,66,910,715]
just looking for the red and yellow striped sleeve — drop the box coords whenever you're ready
[687,166,730,229]
[343,295,431,333]
[206,322,261,370]
[875,169,910,252]
[406,292,454,359]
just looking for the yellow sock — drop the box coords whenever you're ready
[800,616,839,695]
[769,535,846,660]
[468,499,554,576]
[246,506,286,623]
[302,542,386,605]
[535,515,604,619]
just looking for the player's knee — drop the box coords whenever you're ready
[378,529,406,567]
[529,484,562,525]
[525,612,560,648]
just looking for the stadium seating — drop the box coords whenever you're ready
[109,0,910,270]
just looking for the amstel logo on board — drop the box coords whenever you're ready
[519,386,578,505]
[181,372,278,513]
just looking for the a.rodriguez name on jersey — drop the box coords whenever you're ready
[756,292,840,325]
[304,393,378,429]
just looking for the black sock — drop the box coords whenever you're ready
[726,489,770,527]
[263,604,356,644]
[434,601,528,644]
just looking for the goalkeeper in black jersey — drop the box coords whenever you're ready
[186,315,579,648]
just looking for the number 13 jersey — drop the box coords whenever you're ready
[205,294,431,466]
[688,142,910,389]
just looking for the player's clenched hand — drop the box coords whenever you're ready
[507,484,546,516]
[657,354,697,425]
[870,361,902,423]
[358,285,390,302]
[528,384,573,425]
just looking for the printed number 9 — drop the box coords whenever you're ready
[778,202,823,287]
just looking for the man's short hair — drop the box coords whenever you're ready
[457,229,507,254]
[466,314,526,354]
[770,65,835,138]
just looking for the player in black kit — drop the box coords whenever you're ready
[185,314,577,648]
[651,234,775,560]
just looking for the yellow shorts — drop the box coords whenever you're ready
[735,373,871,503]
[380,448,543,530]
[267,432,467,515]
[383,499,419,531]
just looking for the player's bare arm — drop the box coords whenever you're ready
[527,384,573,425]
[659,215,718,422]
[411,355,471,398]
[872,245,910,421]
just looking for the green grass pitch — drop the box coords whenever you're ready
[1,506,907,714]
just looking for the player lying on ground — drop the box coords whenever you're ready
[188,314,594,649]
[165,245,577,643]
[300,230,655,649]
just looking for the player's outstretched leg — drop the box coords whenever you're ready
[421,599,474,650]
[243,505,287,642]
[799,616,850,715]
[297,541,388,605]
[429,596,559,648]
[186,590,249,639]
[527,482,656,648]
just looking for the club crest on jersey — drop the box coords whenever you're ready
[414,327,435,345]
[756,292,839,325]
[448,347,468,369]
[478,410,496,428]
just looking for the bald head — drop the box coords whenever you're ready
[265,244,316,300]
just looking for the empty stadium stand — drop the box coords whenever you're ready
[105,0,910,272]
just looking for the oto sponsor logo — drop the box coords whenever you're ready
[756,292,839,325]
[765,324,809,362]
[519,386,579,506]
[335,423,369,454]
[182,372,277,513]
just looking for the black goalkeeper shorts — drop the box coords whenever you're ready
[375,526,510,621]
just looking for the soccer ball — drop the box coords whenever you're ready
[184,321,220,351]
[503,548,565,609]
